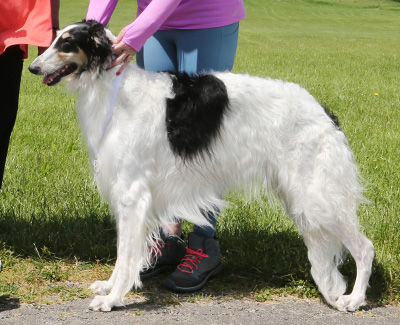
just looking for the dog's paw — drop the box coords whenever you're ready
[89,280,113,296]
[89,295,123,312]
[335,294,365,312]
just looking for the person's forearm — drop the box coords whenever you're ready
[123,0,182,51]
[86,0,119,25]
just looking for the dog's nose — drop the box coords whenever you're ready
[28,65,40,75]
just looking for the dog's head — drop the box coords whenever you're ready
[29,20,113,86]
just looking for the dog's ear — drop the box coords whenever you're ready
[87,20,112,50]
[83,20,113,70]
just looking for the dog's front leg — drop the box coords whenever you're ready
[89,181,152,312]
[89,259,120,296]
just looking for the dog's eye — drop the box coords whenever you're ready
[60,39,77,53]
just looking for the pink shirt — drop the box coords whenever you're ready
[87,0,245,51]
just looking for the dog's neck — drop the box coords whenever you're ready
[69,64,167,163]
[71,67,124,160]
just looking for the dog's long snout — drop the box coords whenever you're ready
[28,53,46,75]
[28,65,40,75]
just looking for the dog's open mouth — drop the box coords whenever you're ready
[43,63,77,86]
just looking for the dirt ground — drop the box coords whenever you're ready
[1,295,399,325]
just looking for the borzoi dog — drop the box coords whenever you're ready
[29,20,374,312]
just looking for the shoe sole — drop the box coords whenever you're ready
[163,263,224,293]
[140,265,177,280]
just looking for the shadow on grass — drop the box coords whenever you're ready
[135,227,388,310]
[0,210,389,305]
[0,211,116,262]
[0,295,20,311]
[217,228,388,305]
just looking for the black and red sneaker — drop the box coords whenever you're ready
[140,231,186,280]
[163,232,223,292]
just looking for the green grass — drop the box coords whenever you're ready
[1,0,400,306]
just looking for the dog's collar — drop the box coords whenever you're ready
[92,69,126,173]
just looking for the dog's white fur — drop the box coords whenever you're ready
[30,23,374,312]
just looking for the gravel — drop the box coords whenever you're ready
[1,296,399,324]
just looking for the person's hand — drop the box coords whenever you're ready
[107,27,137,75]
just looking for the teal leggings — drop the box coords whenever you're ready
[136,22,239,74]
[137,23,239,237]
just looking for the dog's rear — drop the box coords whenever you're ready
[29,21,374,312]
[210,73,374,309]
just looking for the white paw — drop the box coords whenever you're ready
[89,280,113,296]
[89,295,123,312]
[335,294,365,312]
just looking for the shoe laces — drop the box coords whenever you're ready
[177,248,209,274]
[150,241,170,259]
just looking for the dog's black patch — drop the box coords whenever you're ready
[323,105,341,129]
[166,73,229,160]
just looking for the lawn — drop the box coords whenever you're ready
[1,0,399,306]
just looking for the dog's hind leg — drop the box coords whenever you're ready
[302,208,374,312]
[332,225,374,311]
[286,138,374,311]
[293,184,373,311]
[301,226,348,307]
[284,130,374,311]
[293,178,373,311]
[89,180,153,312]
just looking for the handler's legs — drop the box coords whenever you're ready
[137,24,240,290]
[0,46,24,190]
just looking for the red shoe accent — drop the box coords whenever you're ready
[177,248,209,274]
[150,241,171,259]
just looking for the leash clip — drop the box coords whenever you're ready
[93,159,101,173]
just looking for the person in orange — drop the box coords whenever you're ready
[0,0,60,191]
[0,0,59,272]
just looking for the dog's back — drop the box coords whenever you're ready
[90,66,362,237]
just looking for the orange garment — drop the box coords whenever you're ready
[0,0,53,58]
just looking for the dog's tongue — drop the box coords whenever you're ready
[43,72,57,85]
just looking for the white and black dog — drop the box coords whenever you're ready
[29,21,374,312]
